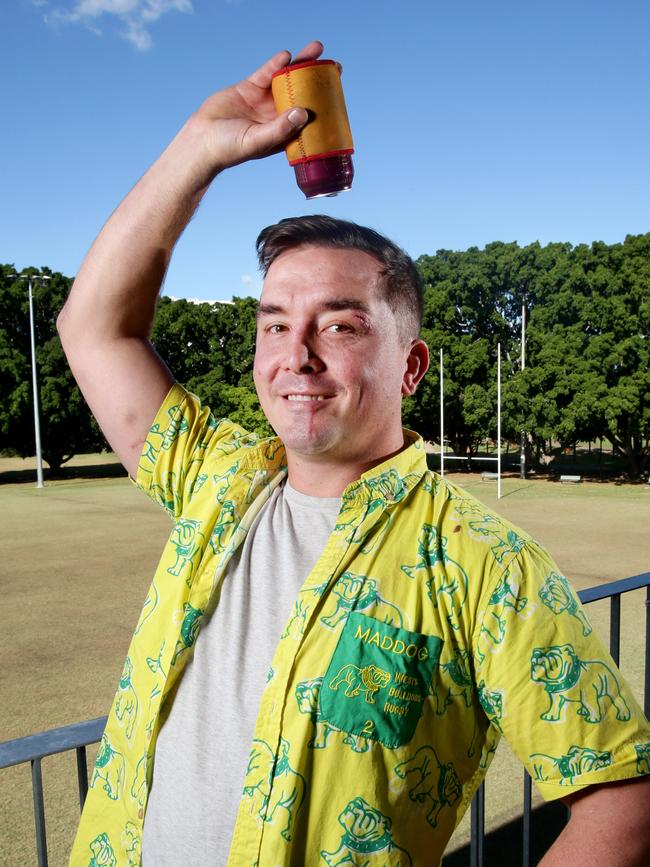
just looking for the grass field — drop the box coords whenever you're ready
[1,455,649,865]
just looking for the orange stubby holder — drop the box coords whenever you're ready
[271,59,354,198]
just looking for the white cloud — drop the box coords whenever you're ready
[45,0,193,52]
[240,273,260,295]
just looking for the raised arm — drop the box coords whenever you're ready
[57,42,321,478]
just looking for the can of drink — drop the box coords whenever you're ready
[271,59,354,199]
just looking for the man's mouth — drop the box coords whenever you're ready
[285,394,331,402]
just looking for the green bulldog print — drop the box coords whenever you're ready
[171,603,203,666]
[261,439,284,463]
[635,742,650,774]
[477,725,501,771]
[489,573,528,614]
[145,639,167,677]
[281,578,331,641]
[209,500,237,555]
[401,524,468,630]
[530,745,612,784]
[531,644,631,723]
[189,471,208,498]
[393,746,462,829]
[203,422,248,454]
[477,680,505,733]
[281,597,311,641]
[320,572,407,631]
[130,753,148,818]
[167,518,204,581]
[88,832,117,867]
[433,650,474,716]
[139,405,189,470]
[150,471,182,514]
[133,580,158,636]
[320,797,412,866]
[329,663,392,704]
[159,405,189,448]
[212,464,239,503]
[422,475,442,497]
[115,656,138,740]
[465,514,526,566]
[334,505,392,555]
[121,822,141,867]
[475,571,528,663]
[538,571,592,636]
[295,678,371,753]
[334,469,417,553]
[243,738,306,843]
[91,735,125,801]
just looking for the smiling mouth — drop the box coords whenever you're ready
[285,394,332,402]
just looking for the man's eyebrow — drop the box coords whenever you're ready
[321,299,372,316]
[256,303,284,319]
[256,299,372,319]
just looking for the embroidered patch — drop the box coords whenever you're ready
[319,612,443,749]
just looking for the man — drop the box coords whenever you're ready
[59,41,650,867]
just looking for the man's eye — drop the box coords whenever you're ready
[326,322,353,333]
[267,324,287,333]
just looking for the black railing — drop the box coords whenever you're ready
[1,572,649,867]
[0,717,106,867]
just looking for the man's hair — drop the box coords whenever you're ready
[256,215,423,341]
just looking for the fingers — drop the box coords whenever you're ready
[248,40,324,88]
[248,49,292,88]
[290,40,325,65]
[243,108,308,159]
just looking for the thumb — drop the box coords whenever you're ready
[245,107,309,157]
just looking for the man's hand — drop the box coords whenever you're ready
[188,40,323,177]
[58,42,323,479]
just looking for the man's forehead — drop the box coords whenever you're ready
[260,244,384,305]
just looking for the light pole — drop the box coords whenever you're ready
[9,271,51,487]
[520,303,526,480]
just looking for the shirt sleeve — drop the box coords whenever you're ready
[134,382,257,520]
[472,540,650,801]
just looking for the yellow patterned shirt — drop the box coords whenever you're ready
[70,384,650,866]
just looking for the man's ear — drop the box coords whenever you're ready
[402,339,429,396]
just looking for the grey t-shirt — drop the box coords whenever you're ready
[142,479,341,865]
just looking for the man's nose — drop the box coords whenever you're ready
[284,331,325,374]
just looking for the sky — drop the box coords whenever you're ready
[2,0,649,302]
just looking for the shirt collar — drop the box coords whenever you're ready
[239,428,427,507]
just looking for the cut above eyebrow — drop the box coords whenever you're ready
[256,298,372,319]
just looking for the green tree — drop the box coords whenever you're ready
[0,266,107,472]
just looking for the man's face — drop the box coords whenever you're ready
[254,244,424,468]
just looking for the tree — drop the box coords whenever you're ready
[0,266,107,472]
[410,243,519,453]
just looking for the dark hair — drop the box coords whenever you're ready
[256,215,423,341]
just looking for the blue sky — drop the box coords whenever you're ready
[2,0,649,302]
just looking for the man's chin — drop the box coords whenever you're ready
[273,425,343,459]
[280,435,337,458]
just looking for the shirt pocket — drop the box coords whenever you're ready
[318,611,443,749]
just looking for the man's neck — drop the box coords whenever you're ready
[285,440,409,497]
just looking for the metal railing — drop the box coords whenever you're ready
[1,571,649,867]
[0,717,106,866]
